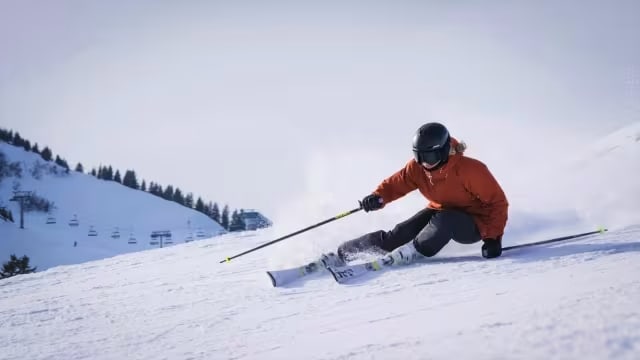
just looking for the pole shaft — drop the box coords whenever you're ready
[503,229,607,251]
[220,207,362,263]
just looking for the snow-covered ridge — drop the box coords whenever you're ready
[0,142,225,270]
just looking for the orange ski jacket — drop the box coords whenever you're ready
[373,138,508,240]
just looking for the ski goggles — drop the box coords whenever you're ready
[414,149,444,166]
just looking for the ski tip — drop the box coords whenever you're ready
[266,271,277,287]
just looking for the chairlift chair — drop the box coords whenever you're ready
[128,233,137,244]
[69,214,79,227]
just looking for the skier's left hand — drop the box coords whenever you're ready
[481,238,502,259]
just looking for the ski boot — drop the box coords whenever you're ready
[385,241,424,266]
[319,252,346,269]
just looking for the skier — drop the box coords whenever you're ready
[328,122,508,267]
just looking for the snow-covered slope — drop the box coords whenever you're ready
[1,123,639,359]
[0,225,638,360]
[557,121,640,229]
[0,142,225,270]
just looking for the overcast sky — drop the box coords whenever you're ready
[1,0,638,227]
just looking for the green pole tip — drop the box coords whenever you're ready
[598,227,607,233]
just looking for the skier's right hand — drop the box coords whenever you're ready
[360,194,383,212]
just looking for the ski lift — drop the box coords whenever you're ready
[150,230,172,247]
[185,233,194,243]
[128,233,137,244]
[88,226,98,237]
[111,227,121,239]
[196,229,206,238]
[46,215,56,224]
[69,214,79,227]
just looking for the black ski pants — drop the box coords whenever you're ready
[337,208,482,260]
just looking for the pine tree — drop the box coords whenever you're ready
[221,205,230,230]
[31,143,40,154]
[60,158,70,171]
[41,147,53,161]
[0,254,37,279]
[195,197,205,212]
[12,132,24,147]
[0,207,13,222]
[202,202,212,217]
[172,188,185,205]
[22,139,31,152]
[163,185,174,201]
[56,157,69,170]
[75,163,84,173]
[206,201,214,218]
[0,128,11,143]
[229,210,242,231]
[155,184,164,197]
[235,210,246,231]
[184,193,194,208]
[141,180,147,192]
[90,168,97,177]
[105,166,114,181]
[211,203,221,224]
[114,170,122,183]
[122,170,139,189]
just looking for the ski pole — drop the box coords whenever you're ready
[503,227,608,252]
[220,207,363,263]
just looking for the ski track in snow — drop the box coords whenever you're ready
[1,226,639,360]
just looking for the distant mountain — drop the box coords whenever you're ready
[0,142,226,271]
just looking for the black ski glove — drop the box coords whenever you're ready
[360,194,383,212]
[481,238,502,259]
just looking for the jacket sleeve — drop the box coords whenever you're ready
[372,160,419,205]
[463,161,509,239]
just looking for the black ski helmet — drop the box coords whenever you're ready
[412,122,451,169]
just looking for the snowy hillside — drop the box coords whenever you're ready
[0,224,638,360]
[0,142,225,270]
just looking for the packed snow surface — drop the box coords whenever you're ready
[1,225,639,359]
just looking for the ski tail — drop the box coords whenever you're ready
[266,261,322,287]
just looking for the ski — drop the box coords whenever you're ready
[266,253,345,287]
[266,261,323,287]
[328,257,394,284]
